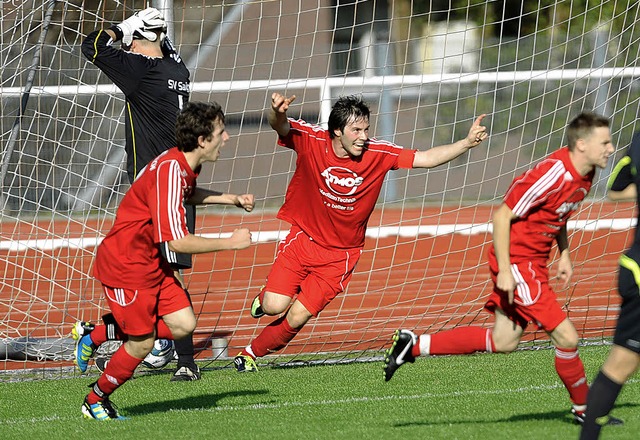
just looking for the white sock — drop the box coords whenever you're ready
[418,334,431,356]
[245,345,256,359]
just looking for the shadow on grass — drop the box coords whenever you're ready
[124,389,269,416]
[392,402,639,427]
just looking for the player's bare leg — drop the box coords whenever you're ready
[490,308,523,353]
[236,296,311,372]
[170,270,201,381]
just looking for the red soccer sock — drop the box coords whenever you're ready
[86,345,143,404]
[244,315,300,358]
[413,327,495,356]
[555,347,588,406]
[88,324,108,346]
[89,321,127,346]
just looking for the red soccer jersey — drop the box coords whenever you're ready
[489,146,594,263]
[276,118,416,249]
[93,148,197,288]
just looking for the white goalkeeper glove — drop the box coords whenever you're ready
[117,7,166,46]
[136,7,166,33]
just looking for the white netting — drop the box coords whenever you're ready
[1,0,639,372]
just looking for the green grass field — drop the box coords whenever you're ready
[0,345,637,440]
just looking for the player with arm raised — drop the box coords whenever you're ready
[233,93,488,372]
[384,112,622,425]
[80,8,234,380]
[580,131,640,439]
[76,101,252,420]
[81,7,189,181]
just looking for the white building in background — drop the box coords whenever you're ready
[415,21,480,74]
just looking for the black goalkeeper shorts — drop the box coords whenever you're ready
[614,264,640,353]
[159,204,196,270]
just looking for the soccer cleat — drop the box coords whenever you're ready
[81,396,126,420]
[170,365,201,381]
[234,353,258,372]
[250,294,265,318]
[383,329,417,382]
[571,408,624,426]
[72,321,96,373]
[571,408,585,424]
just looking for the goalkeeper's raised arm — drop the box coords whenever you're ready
[80,6,190,182]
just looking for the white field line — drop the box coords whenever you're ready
[1,218,636,252]
[0,378,637,424]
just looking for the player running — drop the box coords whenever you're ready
[233,93,488,372]
[81,7,207,380]
[384,112,622,425]
[75,102,252,420]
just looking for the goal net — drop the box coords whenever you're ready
[2,0,639,374]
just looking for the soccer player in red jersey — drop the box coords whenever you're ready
[580,131,640,438]
[76,102,253,420]
[81,7,214,381]
[233,93,488,372]
[384,112,620,424]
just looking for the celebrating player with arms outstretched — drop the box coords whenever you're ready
[233,93,488,372]
[385,112,623,426]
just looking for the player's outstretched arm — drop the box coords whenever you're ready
[412,114,488,169]
[268,92,295,137]
[188,188,255,212]
[168,228,252,254]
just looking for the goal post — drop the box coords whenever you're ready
[1,0,638,373]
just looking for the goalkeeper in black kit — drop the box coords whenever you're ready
[78,7,200,381]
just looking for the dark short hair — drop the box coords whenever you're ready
[566,112,610,150]
[327,95,370,139]
[175,101,225,152]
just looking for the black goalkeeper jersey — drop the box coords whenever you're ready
[82,29,191,181]
[609,131,640,259]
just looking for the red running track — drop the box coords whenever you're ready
[0,202,633,369]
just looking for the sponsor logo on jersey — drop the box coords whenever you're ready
[321,167,363,196]
[168,79,190,93]
[556,187,588,220]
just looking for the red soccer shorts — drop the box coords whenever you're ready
[264,225,362,316]
[485,258,567,332]
[102,275,191,336]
